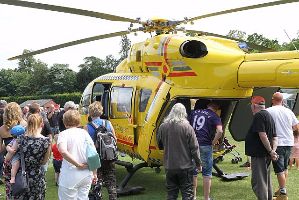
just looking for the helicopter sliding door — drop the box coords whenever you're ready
[137,82,171,161]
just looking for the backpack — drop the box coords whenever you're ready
[89,120,118,161]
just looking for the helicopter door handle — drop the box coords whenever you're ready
[128,124,137,128]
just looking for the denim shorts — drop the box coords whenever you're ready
[199,145,213,177]
[272,146,292,174]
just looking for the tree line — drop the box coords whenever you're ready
[0,36,131,97]
[1,31,298,98]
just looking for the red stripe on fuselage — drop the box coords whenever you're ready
[117,138,134,147]
[168,72,197,77]
[149,146,157,150]
[145,62,162,66]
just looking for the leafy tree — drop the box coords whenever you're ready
[30,62,49,95]
[46,64,77,94]
[17,50,36,73]
[247,33,280,50]
[76,56,113,91]
[105,55,119,72]
[119,35,131,61]
[0,69,16,96]
[227,30,247,40]
[10,70,32,96]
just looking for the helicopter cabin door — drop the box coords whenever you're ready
[137,82,171,161]
[109,85,136,148]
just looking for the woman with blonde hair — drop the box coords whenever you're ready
[0,102,27,198]
[58,109,97,199]
[15,113,51,199]
[85,101,117,200]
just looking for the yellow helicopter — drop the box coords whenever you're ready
[2,0,299,194]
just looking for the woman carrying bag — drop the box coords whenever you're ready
[58,110,98,199]
[15,113,51,199]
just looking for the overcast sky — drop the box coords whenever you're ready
[0,0,299,72]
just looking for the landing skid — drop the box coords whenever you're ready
[213,162,249,181]
[116,160,148,196]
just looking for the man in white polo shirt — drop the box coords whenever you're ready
[266,92,299,200]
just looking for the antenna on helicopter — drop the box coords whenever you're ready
[283,29,298,51]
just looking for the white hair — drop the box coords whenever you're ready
[164,103,188,124]
[64,101,75,110]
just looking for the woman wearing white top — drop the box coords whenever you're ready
[57,110,97,200]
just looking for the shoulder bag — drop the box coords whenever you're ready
[11,144,29,196]
[86,134,101,171]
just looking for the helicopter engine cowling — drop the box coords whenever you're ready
[180,40,208,58]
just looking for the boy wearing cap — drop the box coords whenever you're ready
[266,92,299,200]
[5,125,26,184]
[245,96,278,200]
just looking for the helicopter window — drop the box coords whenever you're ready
[110,87,133,119]
[139,89,152,112]
[92,83,105,102]
[80,84,93,114]
[136,50,141,62]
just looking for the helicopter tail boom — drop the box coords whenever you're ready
[238,51,299,88]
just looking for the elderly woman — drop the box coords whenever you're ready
[85,101,117,200]
[0,102,27,199]
[58,109,97,199]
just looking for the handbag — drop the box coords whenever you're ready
[86,135,101,171]
[11,145,29,196]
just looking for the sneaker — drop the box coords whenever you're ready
[275,194,288,200]
[239,161,250,167]
[273,189,280,197]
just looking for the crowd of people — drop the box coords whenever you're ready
[0,100,116,200]
[0,91,298,200]
[157,92,298,200]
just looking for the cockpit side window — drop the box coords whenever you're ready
[139,89,152,112]
[80,84,92,114]
[110,87,133,119]
[92,84,105,103]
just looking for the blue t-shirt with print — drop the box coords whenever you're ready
[189,109,222,146]
[87,118,112,143]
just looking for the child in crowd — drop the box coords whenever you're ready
[52,134,63,186]
[5,125,26,184]
[289,131,299,169]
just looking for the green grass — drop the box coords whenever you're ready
[1,133,299,199]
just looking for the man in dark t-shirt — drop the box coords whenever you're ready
[245,96,278,200]
[189,100,223,200]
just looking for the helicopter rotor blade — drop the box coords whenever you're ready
[0,0,138,23]
[187,0,299,22]
[8,29,140,60]
[186,29,274,52]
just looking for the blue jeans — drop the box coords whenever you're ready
[199,145,213,177]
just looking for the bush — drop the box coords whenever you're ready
[0,92,82,106]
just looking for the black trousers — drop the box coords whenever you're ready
[165,168,194,200]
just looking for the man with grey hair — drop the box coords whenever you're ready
[58,101,76,132]
[245,96,278,200]
[157,103,201,200]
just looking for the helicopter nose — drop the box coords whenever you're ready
[180,40,208,58]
